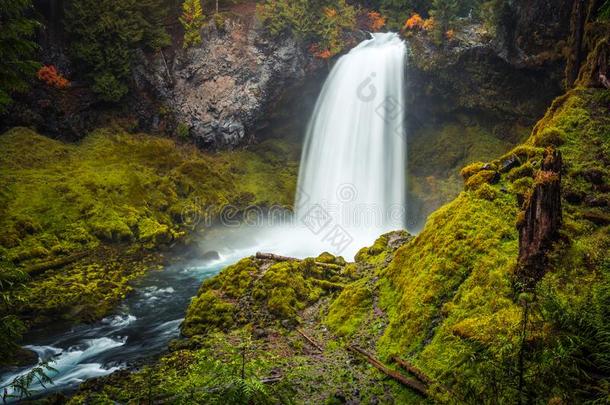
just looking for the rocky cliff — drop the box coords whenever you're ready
[135,17,322,149]
[3,11,322,150]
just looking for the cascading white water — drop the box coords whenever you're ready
[0,34,408,402]
[294,32,407,255]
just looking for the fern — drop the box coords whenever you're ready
[0,360,56,402]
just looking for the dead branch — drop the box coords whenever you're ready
[24,252,88,276]
[391,356,433,385]
[255,252,343,270]
[348,346,428,397]
[296,328,324,352]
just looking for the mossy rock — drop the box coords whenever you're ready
[464,169,500,191]
[475,183,499,201]
[533,126,566,147]
[506,161,535,181]
[182,290,236,337]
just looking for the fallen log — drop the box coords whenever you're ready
[296,328,324,352]
[255,252,343,270]
[391,356,432,385]
[24,251,88,276]
[348,345,428,397]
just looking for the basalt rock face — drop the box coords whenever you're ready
[135,20,321,149]
[2,15,322,149]
[406,0,574,131]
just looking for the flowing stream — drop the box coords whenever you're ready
[0,32,407,401]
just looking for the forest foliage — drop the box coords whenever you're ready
[64,0,171,102]
[0,0,40,113]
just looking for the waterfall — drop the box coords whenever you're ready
[294,32,407,257]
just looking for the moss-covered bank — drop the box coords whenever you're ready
[0,126,299,360]
[74,87,609,403]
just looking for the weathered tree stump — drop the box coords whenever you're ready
[516,148,563,285]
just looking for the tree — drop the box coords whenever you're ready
[257,0,356,58]
[0,0,40,113]
[180,0,205,49]
[64,0,170,102]
[429,0,459,43]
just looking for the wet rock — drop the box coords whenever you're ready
[253,328,267,339]
[201,251,221,261]
[135,19,321,149]
[500,155,521,173]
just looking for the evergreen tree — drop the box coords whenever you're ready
[429,0,459,42]
[180,0,205,49]
[64,0,170,102]
[0,0,40,113]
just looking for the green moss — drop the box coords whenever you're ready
[474,183,499,201]
[182,255,350,337]
[510,176,533,196]
[182,290,236,337]
[533,126,566,147]
[464,169,498,191]
[0,127,298,338]
[370,88,610,402]
[325,277,372,337]
[506,161,534,181]
[460,161,487,181]
[379,191,518,357]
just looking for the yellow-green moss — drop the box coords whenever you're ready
[464,169,498,191]
[506,161,535,181]
[182,290,236,337]
[474,183,499,201]
[183,254,349,337]
[533,126,566,147]
[372,88,610,403]
[0,127,298,331]
[460,162,487,181]
[378,191,518,356]
[325,278,372,337]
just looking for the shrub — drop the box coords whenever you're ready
[0,0,40,113]
[65,0,170,102]
[37,65,70,89]
[257,0,356,58]
[366,11,386,31]
[180,0,205,48]
[403,13,424,30]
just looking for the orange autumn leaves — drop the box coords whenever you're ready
[37,65,70,89]
[367,11,386,31]
[403,13,454,40]
[403,13,433,31]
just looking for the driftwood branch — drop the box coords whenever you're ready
[24,252,88,276]
[296,328,323,352]
[348,346,428,397]
[391,356,433,385]
[255,252,343,270]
